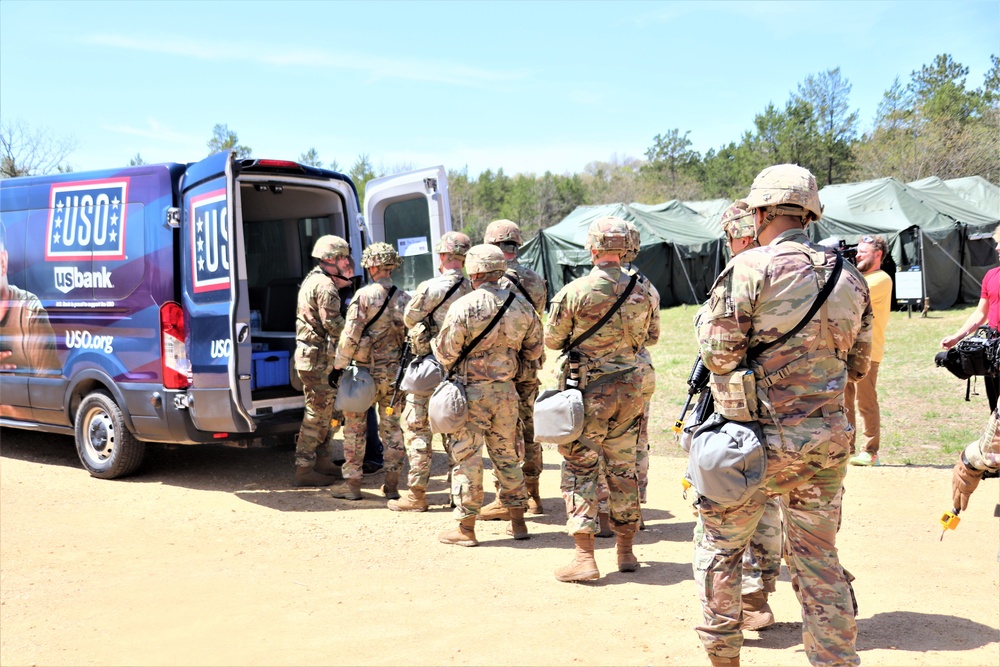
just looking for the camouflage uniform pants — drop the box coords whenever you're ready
[401,392,453,492]
[740,496,783,595]
[558,371,643,534]
[450,381,528,520]
[342,368,404,481]
[295,367,336,467]
[516,377,542,478]
[693,412,858,666]
[636,361,655,502]
[600,363,655,511]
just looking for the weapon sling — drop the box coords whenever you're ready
[448,291,517,377]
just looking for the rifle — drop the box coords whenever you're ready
[672,355,711,433]
[385,340,411,416]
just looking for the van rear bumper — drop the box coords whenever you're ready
[126,387,304,445]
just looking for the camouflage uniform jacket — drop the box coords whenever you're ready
[500,260,548,316]
[628,266,661,366]
[965,409,1000,472]
[294,266,344,369]
[335,277,410,369]
[544,261,655,382]
[403,268,472,357]
[697,228,873,426]
[433,280,543,384]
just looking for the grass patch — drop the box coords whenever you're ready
[540,303,988,467]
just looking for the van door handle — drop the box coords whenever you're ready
[236,323,249,343]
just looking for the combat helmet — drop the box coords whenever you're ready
[585,216,631,256]
[623,220,641,263]
[464,244,507,275]
[435,231,472,256]
[720,200,756,240]
[311,235,350,261]
[744,164,823,223]
[484,219,523,247]
[361,242,401,269]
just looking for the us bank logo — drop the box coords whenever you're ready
[54,266,115,294]
[46,178,129,261]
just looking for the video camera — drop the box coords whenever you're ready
[818,236,857,265]
[935,325,1000,381]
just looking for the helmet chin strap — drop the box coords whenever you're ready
[753,205,812,243]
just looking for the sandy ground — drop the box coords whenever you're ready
[1,428,998,667]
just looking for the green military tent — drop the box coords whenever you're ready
[810,177,1000,309]
[519,200,725,307]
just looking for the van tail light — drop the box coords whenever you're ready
[160,302,190,389]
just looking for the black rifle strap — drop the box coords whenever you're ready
[426,277,464,323]
[567,272,639,351]
[504,271,538,312]
[747,250,844,363]
[450,291,517,374]
[360,285,398,337]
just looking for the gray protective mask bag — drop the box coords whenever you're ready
[685,412,767,508]
[334,366,377,413]
[428,379,468,433]
[533,388,584,445]
[400,354,445,396]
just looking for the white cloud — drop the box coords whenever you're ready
[84,34,528,89]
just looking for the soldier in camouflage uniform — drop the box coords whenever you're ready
[595,220,661,536]
[388,231,473,512]
[478,219,549,520]
[693,165,872,667]
[433,244,543,547]
[544,217,656,582]
[331,243,411,502]
[951,407,1000,513]
[293,235,352,487]
[716,200,784,632]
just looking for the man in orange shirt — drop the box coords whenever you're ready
[847,235,892,466]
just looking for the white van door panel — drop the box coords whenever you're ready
[364,166,452,292]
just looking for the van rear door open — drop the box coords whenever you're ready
[364,166,452,291]
[179,153,254,434]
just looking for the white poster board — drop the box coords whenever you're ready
[896,271,923,300]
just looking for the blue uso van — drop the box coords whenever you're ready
[0,153,452,478]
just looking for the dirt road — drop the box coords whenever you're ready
[1,429,997,666]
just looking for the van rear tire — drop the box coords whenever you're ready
[74,390,145,479]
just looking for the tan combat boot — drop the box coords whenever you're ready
[330,478,363,500]
[505,507,529,540]
[614,522,639,572]
[313,457,344,480]
[741,590,775,631]
[479,483,511,521]
[596,511,614,538]
[554,533,600,582]
[293,465,337,487]
[708,654,740,667]
[381,471,401,500]
[438,516,478,547]
[525,475,544,514]
[387,488,428,512]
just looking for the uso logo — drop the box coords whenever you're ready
[189,189,230,293]
[46,178,129,261]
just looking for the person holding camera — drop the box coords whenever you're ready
[941,225,1000,411]
[847,235,892,467]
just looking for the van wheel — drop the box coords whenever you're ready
[74,391,145,479]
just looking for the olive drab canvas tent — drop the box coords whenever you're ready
[809,177,1000,309]
[518,201,725,307]
[944,176,1000,214]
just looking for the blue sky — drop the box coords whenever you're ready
[1,0,997,177]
